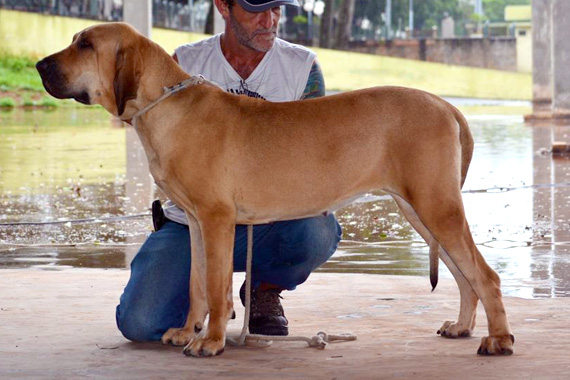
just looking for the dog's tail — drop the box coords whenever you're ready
[429,104,474,291]
[453,106,474,188]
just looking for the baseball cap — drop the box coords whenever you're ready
[236,0,299,12]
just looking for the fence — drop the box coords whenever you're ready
[0,0,209,33]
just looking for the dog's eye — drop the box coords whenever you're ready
[79,38,92,49]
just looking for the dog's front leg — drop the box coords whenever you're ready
[161,215,209,347]
[183,208,236,357]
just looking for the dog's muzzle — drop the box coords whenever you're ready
[36,57,90,105]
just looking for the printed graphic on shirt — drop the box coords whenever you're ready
[227,80,266,100]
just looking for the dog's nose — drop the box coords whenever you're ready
[36,58,49,74]
[35,56,65,99]
[36,57,57,76]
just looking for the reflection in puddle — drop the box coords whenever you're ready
[1,107,570,298]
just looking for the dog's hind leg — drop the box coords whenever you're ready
[402,188,513,355]
[435,249,478,338]
[161,215,209,348]
[393,195,478,338]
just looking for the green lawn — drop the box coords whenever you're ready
[0,54,43,91]
[315,48,531,100]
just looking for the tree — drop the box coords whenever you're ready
[334,0,356,49]
[482,0,530,22]
[397,0,467,31]
[352,0,479,38]
[319,0,335,48]
[205,0,214,34]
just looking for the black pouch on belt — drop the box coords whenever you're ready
[152,199,166,232]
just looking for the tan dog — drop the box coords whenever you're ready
[36,22,514,357]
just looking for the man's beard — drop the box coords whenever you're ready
[229,15,278,53]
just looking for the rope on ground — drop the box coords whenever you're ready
[242,331,357,350]
[226,224,357,349]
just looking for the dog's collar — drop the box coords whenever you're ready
[121,74,205,124]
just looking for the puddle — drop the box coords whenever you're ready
[1,107,570,298]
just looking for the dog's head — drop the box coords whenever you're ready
[36,22,143,117]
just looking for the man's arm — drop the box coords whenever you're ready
[301,60,325,99]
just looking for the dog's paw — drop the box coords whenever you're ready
[477,334,515,356]
[437,320,473,338]
[183,334,226,357]
[161,327,196,346]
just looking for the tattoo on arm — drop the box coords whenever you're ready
[301,60,325,99]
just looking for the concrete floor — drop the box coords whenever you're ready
[1,269,569,379]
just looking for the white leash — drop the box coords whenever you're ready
[122,75,208,126]
[226,225,357,349]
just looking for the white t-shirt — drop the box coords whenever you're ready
[164,34,317,225]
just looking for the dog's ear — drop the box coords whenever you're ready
[114,46,140,116]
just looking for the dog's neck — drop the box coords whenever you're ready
[122,75,206,126]
[119,41,195,122]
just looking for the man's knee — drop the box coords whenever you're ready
[285,214,342,265]
[116,304,163,342]
[310,214,341,260]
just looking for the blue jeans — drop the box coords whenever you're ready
[116,214,341,342]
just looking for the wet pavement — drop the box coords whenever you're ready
[2,270,570,379]
[1,104,570,298]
